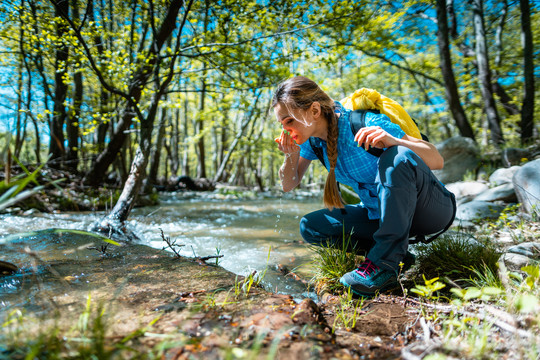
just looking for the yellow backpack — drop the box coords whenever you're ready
[340,88,422,140]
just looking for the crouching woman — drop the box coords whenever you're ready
[273,76,456,297]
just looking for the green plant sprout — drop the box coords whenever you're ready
[332,287,365,333]
[411,275,446,300]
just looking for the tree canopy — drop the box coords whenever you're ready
[0,0,537,199]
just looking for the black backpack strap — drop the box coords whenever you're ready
[411,117,430,142]
[350,109,384,157]
[309,137,326,168]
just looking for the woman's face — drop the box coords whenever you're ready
[274,102,320,145]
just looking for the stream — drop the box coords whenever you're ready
[0,190,323,299]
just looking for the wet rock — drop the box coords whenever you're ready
[0,260,18,276]
[455,201,506,222]
[513,159,540,216]
[474,183,517,203]
[433,136,480,184]
[489,166,521,186]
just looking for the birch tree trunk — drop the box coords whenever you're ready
[146,103,169,190]
[471,0,504,145]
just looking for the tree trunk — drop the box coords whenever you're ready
[519,0,535,144]
[66,0,82,172]
[493,82,519,116]
[196,0,209,179]
[196,81,207,178]
[182,98,190,176]
[15,50,24,158]
[146,103,168,190]
[49,0,70,168]
[472,0,504,145]
[103,90,162,224]
[436,0,475,140]
[169,107,180,176]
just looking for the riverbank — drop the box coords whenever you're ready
[0,229,411,359]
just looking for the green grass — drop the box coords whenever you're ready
[412,231,502,286]
[308,232,363,295]
[0,296,166,360]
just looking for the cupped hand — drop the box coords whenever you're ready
[354,126,400,150]
[275,130,300,154]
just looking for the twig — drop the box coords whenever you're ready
[406,297,534,339]
[420,317,431,345]
[198,255,224,262]
[159,228,184,258]
[459,309,533,338]
[404,297,454,313]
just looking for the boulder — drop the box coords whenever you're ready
[501,253,534,271]
[446,181,489,203]
[502,148,531,167]
[512,159,540,216]
[474,183,517,203]
[489,166,521,186]
[501,242,540,270]
[433,136,479,184]
[455,200,506,222]
[506,242,540,258]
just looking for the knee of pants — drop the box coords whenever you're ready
[300,216,329,246]
[378,146,418,169]
[377,146,420,185]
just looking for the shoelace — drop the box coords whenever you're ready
[355,259,380,279]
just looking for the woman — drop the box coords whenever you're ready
[273,76,455,297]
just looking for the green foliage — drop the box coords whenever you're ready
[233,246,271,298]
[410,275,446,300]
[0,294,164,359]
[2,0,539,186]
[332,288,365,333]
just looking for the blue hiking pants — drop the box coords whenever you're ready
[300,146,456,272]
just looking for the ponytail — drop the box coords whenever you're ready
[322,110,344,210]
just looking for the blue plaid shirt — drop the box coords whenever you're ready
[299,102,405,219]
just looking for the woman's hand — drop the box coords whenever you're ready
[275,130,300,154]
[354,126,399,150]
[355,126,444,170]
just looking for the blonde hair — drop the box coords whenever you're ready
[272,76,344,210]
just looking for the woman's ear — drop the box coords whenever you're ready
[311,102,321,119]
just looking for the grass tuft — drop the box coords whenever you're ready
[412,231,502,286]
[309,232,363,295]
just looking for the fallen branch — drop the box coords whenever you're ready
[197,255,224,264]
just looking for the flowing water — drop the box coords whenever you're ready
[0,190,323,299]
